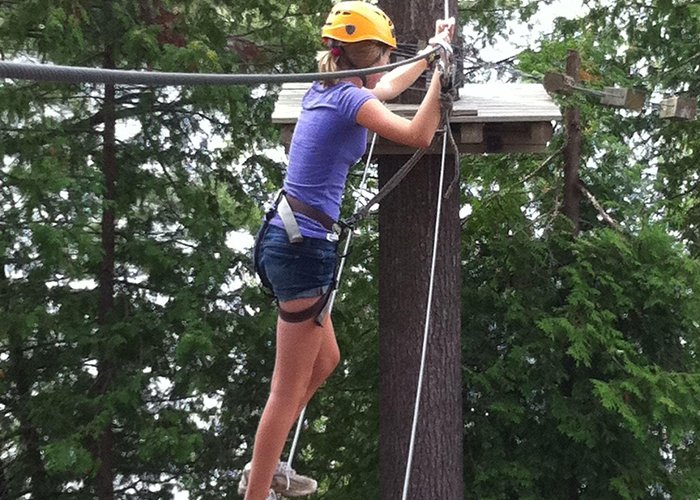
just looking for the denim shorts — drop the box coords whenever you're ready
[255,224,338,302]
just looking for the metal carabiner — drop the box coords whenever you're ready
[431,38,454,89]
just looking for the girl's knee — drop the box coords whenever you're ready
[320,345,341,380]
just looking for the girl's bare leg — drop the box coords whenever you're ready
[244,297,339,500]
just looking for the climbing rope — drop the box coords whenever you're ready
[0,49,438,86]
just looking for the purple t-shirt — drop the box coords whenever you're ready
[271,81,375,240]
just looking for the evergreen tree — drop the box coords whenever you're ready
[0,0,330,497]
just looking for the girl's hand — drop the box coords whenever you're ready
[434,17,455,43]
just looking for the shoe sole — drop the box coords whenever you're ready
[237,466,317,497]
[270,475,317,497]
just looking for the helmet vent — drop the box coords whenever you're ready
[345,25,356,35]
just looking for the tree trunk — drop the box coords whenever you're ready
[562,50,581,235]
[378,1,463,496]
[93,49,117,499]
[379,154,463,500]
[2,263,53,498]
[8,336,54,498]
[0,456,8,500]
[561,49,582,500]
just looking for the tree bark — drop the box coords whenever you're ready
[562,50,582,235]
[561,49,582,500]
[377,3,463,498]
[0,455,8,500]
[2,261,53,498]
[379,154,463,500]
[93,48,117,499]
[8,339,54,498]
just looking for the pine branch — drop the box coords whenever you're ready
[577,182,624,232]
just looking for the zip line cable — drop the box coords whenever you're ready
[0,49,438,86]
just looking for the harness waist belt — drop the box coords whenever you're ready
[284,194,337,233]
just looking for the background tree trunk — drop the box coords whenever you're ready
[378,3,462,498]
[562,49,581,235]
[561,49,582,500]
[93,50,117,499]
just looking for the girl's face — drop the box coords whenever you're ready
[365,50,391,89]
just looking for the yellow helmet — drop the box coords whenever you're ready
[322,1,397,49]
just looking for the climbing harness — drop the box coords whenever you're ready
[253,190,347,325]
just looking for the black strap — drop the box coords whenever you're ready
[343,147,427,227]
[278,286,333,325]
[284,193,337,232]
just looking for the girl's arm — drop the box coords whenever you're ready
[357,69,443,149]
[370,19,454,102]
[369,49,434,102]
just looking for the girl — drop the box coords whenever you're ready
[242,2,453,498]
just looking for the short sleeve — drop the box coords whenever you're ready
[336,85,376,122]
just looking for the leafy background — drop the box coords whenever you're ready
[1,0,699,498]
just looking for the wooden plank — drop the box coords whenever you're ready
[460,123,483,144]
[272,82,563,124]
[659,96,697,120]
[374,143,551,155]
[543,72,576,94]
[281,121,553,154]
[529,122,554,143]
[600,87,646,111]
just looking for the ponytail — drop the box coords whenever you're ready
[317,40,390,87]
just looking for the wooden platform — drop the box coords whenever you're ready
[272,82,563,154]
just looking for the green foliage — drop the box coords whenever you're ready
[2,0,700,498]
[0,0,330,497]
[460,0,700,495]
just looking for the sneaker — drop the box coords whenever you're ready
[238,461,318,497]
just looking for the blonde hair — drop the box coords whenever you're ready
[317,40,390,87]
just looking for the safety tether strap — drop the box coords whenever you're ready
[277,286,333,324]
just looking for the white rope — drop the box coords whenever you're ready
[285,133,380,469]
[326,133,379,314]
[401,127,449,500]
